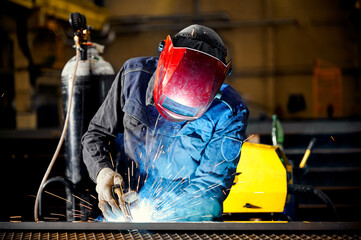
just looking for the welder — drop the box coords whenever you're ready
[81,24,249,222]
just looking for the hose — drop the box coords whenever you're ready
[287,184,339,221]
[34,47,80,221]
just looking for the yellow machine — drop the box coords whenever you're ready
[223,142,293,214]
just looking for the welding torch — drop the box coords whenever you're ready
[112,184,134,222]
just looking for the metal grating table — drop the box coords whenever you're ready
[1,222,360,240]
[1,231,361,240]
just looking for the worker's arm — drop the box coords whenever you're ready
[81,70,124,219]
[158,105,249,221]
[81,70,123,182]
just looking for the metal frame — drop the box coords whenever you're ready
[1,222,361,232]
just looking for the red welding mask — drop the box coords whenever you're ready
[154,35,232,122]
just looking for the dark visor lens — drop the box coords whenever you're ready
[161,96,199,117]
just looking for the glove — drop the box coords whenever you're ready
[96,167,123,220]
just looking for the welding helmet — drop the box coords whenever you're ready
[154,24,232,122]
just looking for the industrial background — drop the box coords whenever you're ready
[0,0,361,224]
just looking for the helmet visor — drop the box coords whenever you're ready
[154,35,231,122]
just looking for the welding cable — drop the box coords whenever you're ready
[287,184,339,221]
[34,47,81,221]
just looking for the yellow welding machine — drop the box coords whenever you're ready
[223,142,293,213]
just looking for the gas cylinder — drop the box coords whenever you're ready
[61,44,114,220]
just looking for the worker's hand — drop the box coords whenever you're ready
[96,167,123,220]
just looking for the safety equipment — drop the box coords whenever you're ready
[173,24,228,64]
[96,168,124,220]
[154,35,232,122]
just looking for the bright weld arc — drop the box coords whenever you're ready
[107,200,155,222]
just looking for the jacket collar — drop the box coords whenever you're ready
[146,72,156,106]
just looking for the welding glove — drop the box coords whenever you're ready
[96,167,123,220]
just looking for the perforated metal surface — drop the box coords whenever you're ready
[1,231,360,240]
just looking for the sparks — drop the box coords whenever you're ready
[109,152,115,168]
[204,183,222,192]
[72,194,92,206]
[45,191,72,203]
[132,161,134,177]
[128,167,131,190]
[44,217,59,221]
[136,175,141,192]
[148,178,163,200]
[50,213,66,217]
[244,134,254,142]
[152,140,163,163]
[79,203,92,210]
[213,160,226,169]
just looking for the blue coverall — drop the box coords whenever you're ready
[82,56,249,221]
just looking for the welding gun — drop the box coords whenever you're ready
[112,185,139,222]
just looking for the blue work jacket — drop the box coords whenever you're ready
[82,57,249,221]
